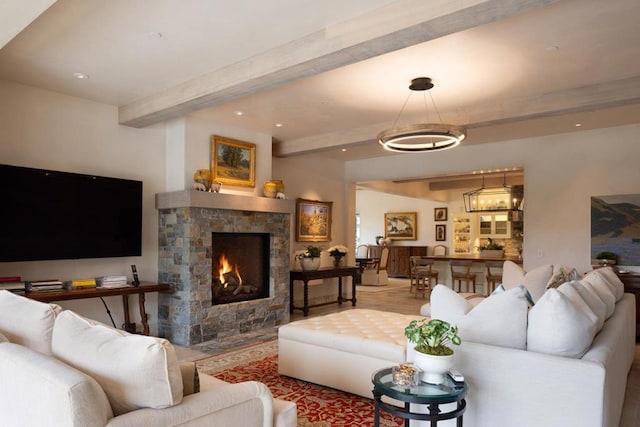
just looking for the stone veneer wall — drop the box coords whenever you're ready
[156,206,290,346]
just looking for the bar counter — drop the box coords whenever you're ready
[422,254,523,264]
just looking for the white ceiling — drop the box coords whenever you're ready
[1,0,639,162]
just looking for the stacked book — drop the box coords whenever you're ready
[63,278,97,290]
[0,276,25,292]
[96,275,130,289]
[25,279,64,292]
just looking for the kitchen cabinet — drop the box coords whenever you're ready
[453,216,471,254]
[478,214,511,238]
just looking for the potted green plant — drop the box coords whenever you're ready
[296,245,322,271]
[405,318,461,384]
[478,238,505,258]
[595,251,618,266]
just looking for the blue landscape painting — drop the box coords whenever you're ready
[591,194,640,266]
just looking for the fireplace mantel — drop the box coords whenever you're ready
[155,190,295,214]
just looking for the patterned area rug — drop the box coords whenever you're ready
[195,340,403,426]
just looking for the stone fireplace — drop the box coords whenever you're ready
[155,190,293,346]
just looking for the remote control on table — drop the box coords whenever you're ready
[448,369,465,383]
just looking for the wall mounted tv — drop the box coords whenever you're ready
[0,164,143,262]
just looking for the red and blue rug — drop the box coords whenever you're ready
[195,340,403,426]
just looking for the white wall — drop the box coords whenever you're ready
[0,81,166,331]
[347,124,640,273]
[356,190,445,249]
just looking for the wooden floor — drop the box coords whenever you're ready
[179,278,640,426]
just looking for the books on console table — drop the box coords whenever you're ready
[0,281,26,292]
[96,275,131,289]
[63,279,97,290]
[25,280,64,291]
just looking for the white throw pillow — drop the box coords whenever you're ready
[0,290,62,355]
[579,275,616,319]
[431,285,529,349]
[52,310,183,416]
[527,289,599,358]
[501,261,554,303]
[590,268,624,301]
[430,285,473,323]
[557,281,605,332]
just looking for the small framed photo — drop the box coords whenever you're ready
[434,207,448,222]
[385,212,417,240]
[435,224,446,241]
[211,135,256,187]
[296,198,332,242]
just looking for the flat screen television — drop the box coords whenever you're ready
[0,164,143,262]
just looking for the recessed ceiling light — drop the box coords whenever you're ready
[234,111,244,116]
[545,45,560,52]
[72,72,89,79]
[148,32,163,39]
[341,148,347,152]
[275,123,283,128]
[575,123,582,127]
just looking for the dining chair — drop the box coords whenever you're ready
[360,246,389,286]
[433,245,447,256]
[410,256,438,298]
[450,260,476,293]
[485,261,504,295]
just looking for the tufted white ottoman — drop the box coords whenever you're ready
[278,309,423,398]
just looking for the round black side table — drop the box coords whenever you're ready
[371,367,467,427]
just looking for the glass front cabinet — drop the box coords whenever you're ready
[478,214,511,238]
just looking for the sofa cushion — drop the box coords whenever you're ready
[431,285,529,350]
[579,276,616,319]
[527,288,599,358]
[0,290,62,355]
[557,281,605,332]
[51,310,183,416]
[0,342,113,426]
[501,262,554,302]
[584,268,624,302]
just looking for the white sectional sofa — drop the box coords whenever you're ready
[0,290,296,427]
[278,266,635,427]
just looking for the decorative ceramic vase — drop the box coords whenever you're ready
[412,350,454,385]
[263,180,284,198]
[193,169,212,191]
[300,257,320,271]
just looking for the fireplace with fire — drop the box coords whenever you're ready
[211,232,270,305]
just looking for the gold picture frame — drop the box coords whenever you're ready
[296,198,332,242]
[211,135,256,187]
[384,212,417,240]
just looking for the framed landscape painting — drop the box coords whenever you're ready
[211,135,256,187]
[385,212,417,240]
[296,198,332,242]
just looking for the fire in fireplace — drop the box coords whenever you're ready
[211,232,270,305]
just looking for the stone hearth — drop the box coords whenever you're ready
[155,190,293,346]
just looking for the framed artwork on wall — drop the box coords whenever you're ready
[384,212,417,240]
[296,198,332,242]
[436,224,446,241]
[434,207,448,221]
[211,135,256,187]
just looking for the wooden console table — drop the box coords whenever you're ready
[290,266,359,316]
[25,282,171,335]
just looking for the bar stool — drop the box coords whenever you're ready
[410,257,438,298]
[485,261,504,295]
[450,260,476,293]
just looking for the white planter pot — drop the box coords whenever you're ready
[300,257,320,271]
[413,350,454,385]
